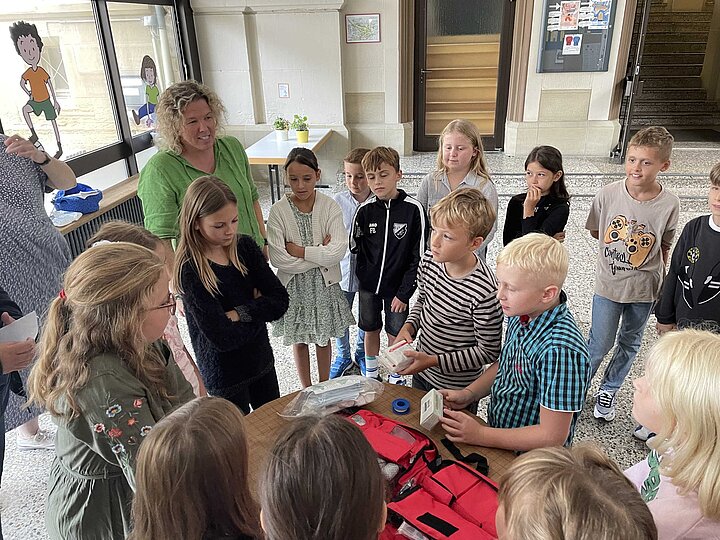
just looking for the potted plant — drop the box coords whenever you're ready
[273,116,290,141]
[291,114,309,143]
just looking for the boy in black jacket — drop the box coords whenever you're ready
[655,162,720,334]
[350,146,428,379]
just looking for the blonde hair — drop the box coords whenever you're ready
[28,243,170,417]
[260,415,386,540]
[344,147,370,165]
[499,444,657,540]
[628,126,674,162]
[87,221,160,251]
[710,162,720,187]
[174,176,247,296]
[362,146,401,172]
[129,397,262,540]
[645,329,720,519]
[430,187,496,240]
[496,232,568,288]
[434,119,491,189]
[156,80,226,155]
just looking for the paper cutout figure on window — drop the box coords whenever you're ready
[9,21,63,158]
[132,56,159,128]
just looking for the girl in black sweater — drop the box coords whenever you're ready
[175,176,289,414]
[503,145,570,246]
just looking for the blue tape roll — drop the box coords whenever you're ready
[392,398,410,415]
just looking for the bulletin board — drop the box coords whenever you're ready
[537,0,617,73]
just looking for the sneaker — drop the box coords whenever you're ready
[17,429,55,451]
[593,390,617,422]
[633,425,657,443]
[329,356,356,379]
[357,356,366,377]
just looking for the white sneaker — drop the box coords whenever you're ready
[633,424,657,448]
[17,429,55,450]
[593,390,617,422]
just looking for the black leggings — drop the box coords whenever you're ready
[210,366,280,415]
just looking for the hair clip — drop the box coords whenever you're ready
[59,289,66,300]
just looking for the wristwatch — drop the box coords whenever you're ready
[263,238,269,246]
[34,152,51,166]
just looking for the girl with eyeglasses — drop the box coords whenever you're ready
[27,242,195,540]
[175,175,289,414]
[87,221,206,397]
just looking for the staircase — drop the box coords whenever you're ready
[631,4,720,128]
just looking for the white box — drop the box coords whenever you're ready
[420,389,444,430]
[378,340,415,373]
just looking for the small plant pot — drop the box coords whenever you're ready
[296,129,309,143]
[275,129,289,142]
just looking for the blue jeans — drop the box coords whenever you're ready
[588,294,653,393]
[335,291,365,362]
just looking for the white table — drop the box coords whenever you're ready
[245,128,333,203]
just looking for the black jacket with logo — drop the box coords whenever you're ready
[350,189,428,303]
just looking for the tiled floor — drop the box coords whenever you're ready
[3,143,719,539]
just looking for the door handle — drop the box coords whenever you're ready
[420,68,432,83]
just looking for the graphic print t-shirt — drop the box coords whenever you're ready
[586,180,679,303]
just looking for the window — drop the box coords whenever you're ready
[0,0,200,182]
[107,2,184,137]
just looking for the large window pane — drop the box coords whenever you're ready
[108,2,184,137]
[0,1,120,159]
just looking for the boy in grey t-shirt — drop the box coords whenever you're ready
[585,126,679,426]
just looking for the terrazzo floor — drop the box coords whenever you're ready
[3,142,720,539]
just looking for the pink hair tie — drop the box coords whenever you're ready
[59,289,66,300]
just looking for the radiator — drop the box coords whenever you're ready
[62,196,145,259]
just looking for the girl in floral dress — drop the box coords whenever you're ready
[267,148,354,387]
[28,242,194,540]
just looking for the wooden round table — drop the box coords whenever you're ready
[245,383,516,490]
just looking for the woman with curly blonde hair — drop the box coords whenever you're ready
[28,242,194,540]
[138,80,269,279]
[626,329,720,539]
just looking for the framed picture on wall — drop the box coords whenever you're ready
[345,13,380,43]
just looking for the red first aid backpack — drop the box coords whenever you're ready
[382,460,499,539]
[344,410,499,539]
[345,409,440,497]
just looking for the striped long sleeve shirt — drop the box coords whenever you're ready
[407,251,503,389]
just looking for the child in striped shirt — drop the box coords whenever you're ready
[440,233,591,451]
[395,188,502,406]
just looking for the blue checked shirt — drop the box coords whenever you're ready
[487,292,591,445]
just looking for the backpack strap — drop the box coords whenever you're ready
[440,438,490,476]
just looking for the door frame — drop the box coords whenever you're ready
[412,0,516,151]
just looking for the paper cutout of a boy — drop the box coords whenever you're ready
[9,21,63,158]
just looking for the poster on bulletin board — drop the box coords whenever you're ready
[537,0,617,73]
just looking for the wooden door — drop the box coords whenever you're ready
[414,0,514,151]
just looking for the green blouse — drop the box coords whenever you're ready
[138,136,262,246]
[45,342,194,540]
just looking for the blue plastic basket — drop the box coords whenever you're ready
[52,183,103,214]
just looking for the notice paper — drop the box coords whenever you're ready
[0,311,39,343]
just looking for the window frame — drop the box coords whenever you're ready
[1,0,202,179]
